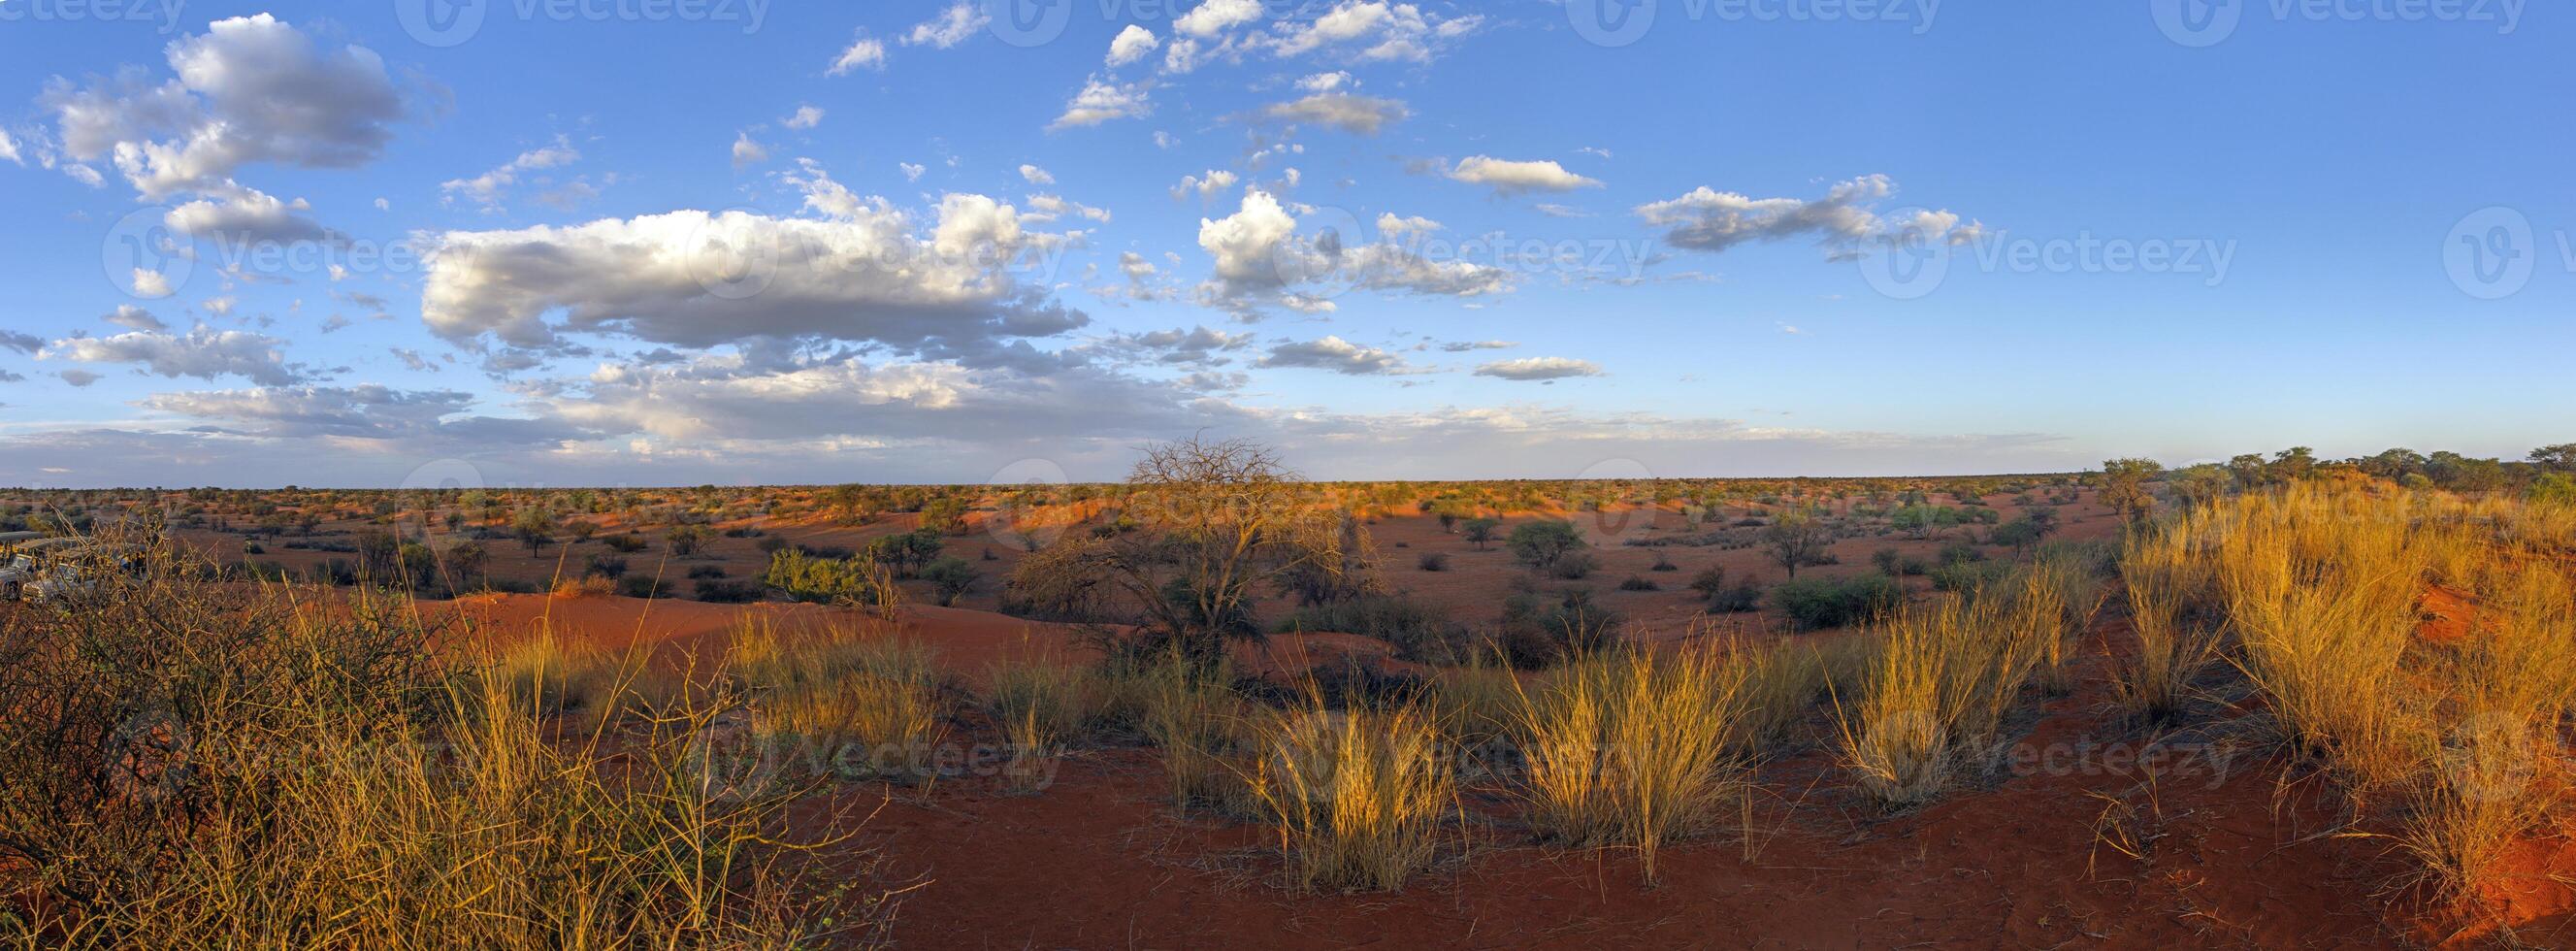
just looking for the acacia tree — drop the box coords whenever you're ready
[1763,508,1830,579]
[2100,458,2165,525]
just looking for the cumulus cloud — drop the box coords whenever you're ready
[903,2,989,49]
[1176,0,1264,38]
[1259,93,1407,134]
[1194,189,1513,312]
[1475,356,1604,381]
[41,327,317,385]
[1018,163,1054,184]
[1172,169,1239,200]
[1245,1,1482,62]
[1025,193,1111,224]
[1257,335,1415,375]
[1445,156,1602,195]
[1376,213,1439,238]
[419,186,1089,362]
[164,184,334,243]
[1635,175,1983,259]
[39,14,406,201]
[1051,78,1152,130]
[1107,25,1160,67]
[829,32,888,74]
[0,129,19,165]
[784,105,825,130]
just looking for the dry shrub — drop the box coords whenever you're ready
[1509,645,1746,881]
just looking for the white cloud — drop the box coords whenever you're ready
[1375,213,1439,238]
[731,131,769,169]
[903,2,990,49]
[1194,189,1512,312]
[40,14,406,201]
[1107,25,1160,67]
[0,129,18,165]
[1176,0,1264,38]
[900,162,927,181]
[1475,356,1604,381]
[1051,78,1152,130]
[441,136,581,210]
[419,193,1088,360]
[42,327,316,386]
[1025,193,1111,224]
[165,184,333,243]
[1296,71,1353,93]
[1172,169,1239,200]
[784,105,826,129]
[1260,93,1407,134]
[130,269,175,298]
[103,306,168,332]
[1636,175,1983,258]
[1018,163,1054,185]
[1258,335,1413,376]
[1446,156,1603,195]
[829,32,888,74]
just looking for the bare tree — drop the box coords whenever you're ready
[1044,436,1360,661]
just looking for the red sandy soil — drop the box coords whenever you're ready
[440,580,2576,949]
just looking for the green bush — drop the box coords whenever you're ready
[763,549,891,606]
[1770,575,1904,630]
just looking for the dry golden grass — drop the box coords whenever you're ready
[2111,528,2219,722]
[731,620,949,785]
[983,658,1094,792]
[0,555,881,948]
[2148,482,2576,906]
[1248,697,1457,892]
[1134,659,1258,813]
[1509,645,1746,882]
[1832,583,2056,809]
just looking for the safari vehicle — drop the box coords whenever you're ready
[1,537,124,602]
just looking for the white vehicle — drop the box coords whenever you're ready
[26,563,98,603]
[0,553,30,601]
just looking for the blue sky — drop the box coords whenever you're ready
[0,0,2567,487]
